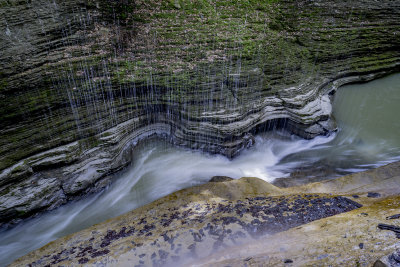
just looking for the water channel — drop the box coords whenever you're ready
[1,73,400,266]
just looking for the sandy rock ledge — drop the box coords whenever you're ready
[11,161,400,267]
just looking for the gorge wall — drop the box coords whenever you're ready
[1,0,400,224]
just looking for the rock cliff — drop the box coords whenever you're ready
[1,0,400,222]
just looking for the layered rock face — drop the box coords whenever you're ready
[1,0,400,223]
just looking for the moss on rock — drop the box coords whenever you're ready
[0,0,400,221]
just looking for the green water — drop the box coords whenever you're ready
[1,73,400,266]
[334,74,400,150]
[275,73,400,184]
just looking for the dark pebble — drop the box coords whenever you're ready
[284,259,293,263]
[352,195,359,198]
[244,257,252,261]
[359,243,364,249]
[78,258,89,264]
[389,250,400,262]
[386,214,400,220]
[367,192,381,198]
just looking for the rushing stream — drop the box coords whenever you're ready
[1,73,400,265]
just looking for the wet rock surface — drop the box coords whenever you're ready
[192,197,400,267]
[11,162,400,266]
[188,163,400,266]
[373,249,400,267]
[377,224,400,239]
[1,0,400,222]
[11,176,364,267]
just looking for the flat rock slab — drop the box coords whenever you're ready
[11,162,400,266]
[192,195,400,266]
[12,189,361,266]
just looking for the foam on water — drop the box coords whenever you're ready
[1,73,400,266]
[0,132,335,266]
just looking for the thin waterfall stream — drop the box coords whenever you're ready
[1,73,400,265]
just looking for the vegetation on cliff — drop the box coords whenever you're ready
[0,0,400,222]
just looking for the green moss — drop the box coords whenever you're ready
[79,135,102,150]
[10,165,25,174]
[101,132,113,137]
[0,186,11,197]
[1,0,399,174]
[0,79,8,92]
[0,0,13,8]
[16,210,27,217]
[93,0,139,25]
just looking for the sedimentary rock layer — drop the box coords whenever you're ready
[1,0,400,222]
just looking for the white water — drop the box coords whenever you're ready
[1,73,400,266]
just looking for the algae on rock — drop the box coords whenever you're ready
[1,0,400,222]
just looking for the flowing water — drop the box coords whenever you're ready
[1,73,400,266]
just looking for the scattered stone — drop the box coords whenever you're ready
[284,259,293,263]
[11,190,362,266]
[388,250,400,263]
[78,258,89,264]
[386,214,400,220]
[377,224,400,236]
[352,195,360,199]
[379,224,398,231]
[367,192,381,198]
[14,173,399,267]
[376,249,400,267]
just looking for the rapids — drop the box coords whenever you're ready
[1,73,399,266]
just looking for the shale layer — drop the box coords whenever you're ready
[1,0,400,222]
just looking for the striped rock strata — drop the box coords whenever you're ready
[1,0,400,222]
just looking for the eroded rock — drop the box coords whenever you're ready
[1,0,400,222]
[11,177,364,266]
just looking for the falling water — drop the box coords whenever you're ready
[0,73,400,266]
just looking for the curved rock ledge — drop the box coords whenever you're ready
[11,161,400,266]
[1,0,400,222]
